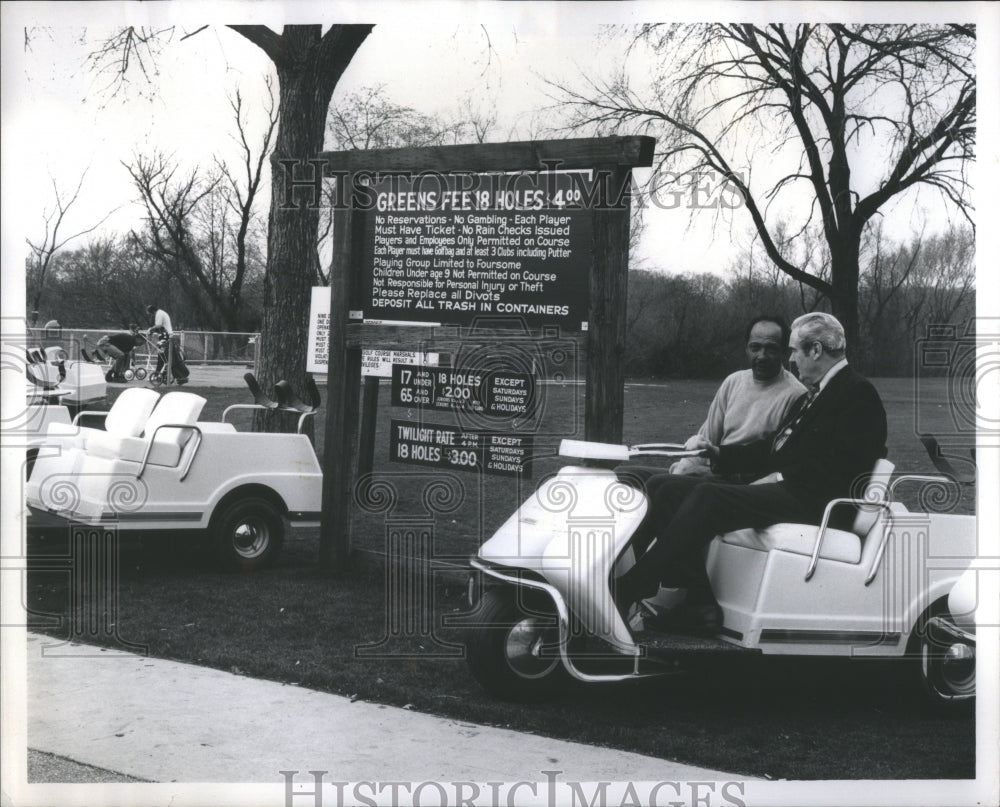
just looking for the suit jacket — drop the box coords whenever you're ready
[714,365,887,507]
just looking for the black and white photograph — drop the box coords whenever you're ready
[2,2,998,806]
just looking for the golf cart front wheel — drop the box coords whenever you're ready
[210,497,285,572]
[134,367,147,381]
[465,587,567,700]
[123,369,135,381]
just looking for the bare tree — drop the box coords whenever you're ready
[88,23,374,403]
[27,170,117,324]
[326,84,462,151]
[455,93,499,144]
[84,26,179,103]
[222,25,372,399]
[858,223,974,374]
[907,225,976,325]
[213,78,278,328]
[124,152,226,327]
[555,23,975,354]
[317,84,474,283]
[27,235,175,329]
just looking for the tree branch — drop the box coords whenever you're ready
[228,25,284,64]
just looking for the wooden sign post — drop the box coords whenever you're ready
[317,136,655,571]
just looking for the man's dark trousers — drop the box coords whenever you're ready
[621,475,824,606]
[619,365,887,608]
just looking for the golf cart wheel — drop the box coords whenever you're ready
[123,369,135,381]
[910,605,975,715]
[465,587,567,700]
[134,367,147,381]
[150,372,164,386]
[210,497,285,572]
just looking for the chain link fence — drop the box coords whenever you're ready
[27,326,259,371]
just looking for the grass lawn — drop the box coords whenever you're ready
[25,377,977,780]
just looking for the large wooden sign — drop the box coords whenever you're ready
[316,136,655,569]
[361,172,593,330]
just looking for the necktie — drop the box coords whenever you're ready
[771,387,818,453]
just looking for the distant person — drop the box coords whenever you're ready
[670,315,805,478]
[146,303,190,384]
[97,325,141,381]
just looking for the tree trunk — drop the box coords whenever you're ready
[829,233,863,371]
[258,55,325,430]
[237,24,372,432]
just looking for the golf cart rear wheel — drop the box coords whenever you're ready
[211,497,284,572]
[134,367,147,381]
[910,605,975,715]
[465,587,567,700]
[122,369,135,381]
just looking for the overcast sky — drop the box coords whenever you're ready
[5,0,998,302]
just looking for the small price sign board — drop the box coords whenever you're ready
[390,365,534,417]
[390,419,533,477]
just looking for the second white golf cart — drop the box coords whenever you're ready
[465,439,979,712]
[26,377,323,570]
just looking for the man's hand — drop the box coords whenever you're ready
[686,435,719,458]
[751,472,783,485]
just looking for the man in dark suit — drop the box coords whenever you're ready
[617,312,888,634]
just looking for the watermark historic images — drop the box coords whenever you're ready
[280,770,749,807]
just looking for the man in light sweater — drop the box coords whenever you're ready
[670,315,804,478]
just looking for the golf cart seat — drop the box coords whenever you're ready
[45,387,161,445]
[85,391,206,469]
[25,388,165,503]
[718,458,896,569]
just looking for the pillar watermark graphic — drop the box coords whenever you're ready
[41,523,147,655]
[3,322,147,655]
[354,471,466,659]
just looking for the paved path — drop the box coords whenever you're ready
[22,632,744,786]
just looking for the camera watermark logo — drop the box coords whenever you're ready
[445,319,580,437]
[915,317,1000,443]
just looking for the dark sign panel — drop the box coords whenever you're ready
[390,419,533,477]
[391,364,535,417]
[361,171,593,330]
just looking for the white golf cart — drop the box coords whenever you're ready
[25,376,323,570]
[465,439,979,712]
[24,344,107,410]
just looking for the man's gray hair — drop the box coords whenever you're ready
[791,312,847,356]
